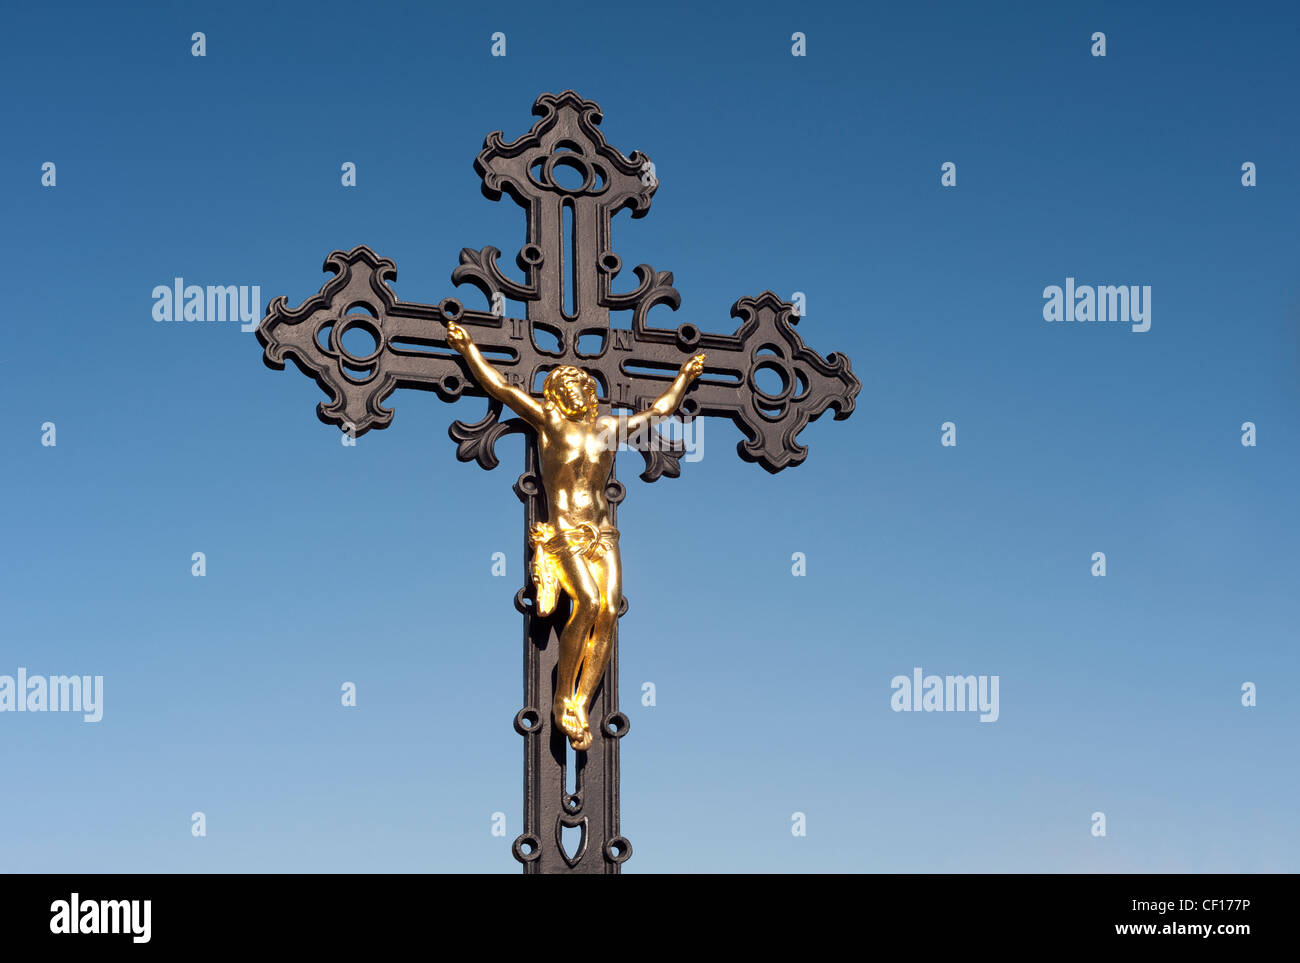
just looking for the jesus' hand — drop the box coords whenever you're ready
[681,353,706,382]
[446,320,471,352]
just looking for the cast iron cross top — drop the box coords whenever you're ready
[257,90,860,874]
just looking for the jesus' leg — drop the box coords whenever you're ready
[554,551,601,750]
[575,545,622,728]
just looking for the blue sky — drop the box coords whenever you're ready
[1,0,1296,872]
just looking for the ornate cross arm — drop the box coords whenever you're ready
[256,244,860,477]
[256,245,551,456]
[592,288,860,474]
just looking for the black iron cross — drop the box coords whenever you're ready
[256,90,860,873]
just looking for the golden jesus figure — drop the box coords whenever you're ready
[446,320,705,750]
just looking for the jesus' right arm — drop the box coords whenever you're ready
[445,321,545,427]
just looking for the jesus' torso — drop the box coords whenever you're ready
[538,410,618,532]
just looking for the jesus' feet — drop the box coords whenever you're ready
[557,696,593,751]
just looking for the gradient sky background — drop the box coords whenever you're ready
[2,0,1297,873]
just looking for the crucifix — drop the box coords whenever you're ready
[256,90,860,873]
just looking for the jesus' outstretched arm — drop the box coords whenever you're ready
[445,320,544,427]
[622,353,705,434]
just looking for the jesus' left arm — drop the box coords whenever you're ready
[620,353,705,434]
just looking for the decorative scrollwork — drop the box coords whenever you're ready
[257,247,407,434]
[475,90,657,219]
[448,399,528,471]
[451,245,538,304]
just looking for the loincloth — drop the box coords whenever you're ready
[529,522,619,616]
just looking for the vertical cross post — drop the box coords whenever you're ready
[512,443,629,872]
